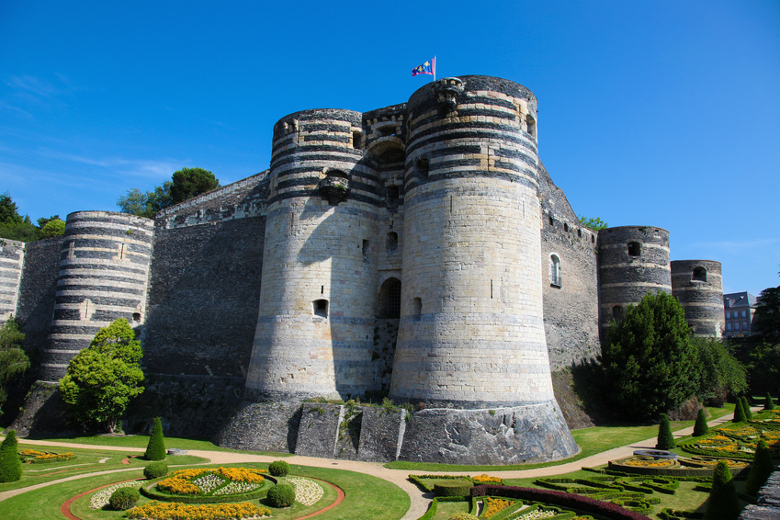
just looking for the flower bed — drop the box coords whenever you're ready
[141,467,271,504]
[89,482,140,509]
[19,448,75,463]
[681,422,780,459]
[126,500,270,520]
[287,477,324,506]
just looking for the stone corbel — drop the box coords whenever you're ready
[434,77,464,111]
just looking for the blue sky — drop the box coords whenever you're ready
[1,0,778,295]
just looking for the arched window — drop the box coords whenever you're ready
[379,278,401,319]
[386,232,398,253]
[549,254,562,287]
[692,266,707,282]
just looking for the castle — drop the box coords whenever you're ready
[0,75,724,464]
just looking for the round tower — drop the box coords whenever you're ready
[39,211,154,382]
[597,226,671,331]
[245,108,381,401]
[671,260,724,337]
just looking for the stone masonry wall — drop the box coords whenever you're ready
[0,238,25,325]
[15,237,62,354]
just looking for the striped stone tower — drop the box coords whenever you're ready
[0,239,24,325]
[38,211,153,382]
[597,226,672,331]
[245,109,382,401]
[671,260,724,337]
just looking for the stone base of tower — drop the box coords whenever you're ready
[215,400,577,464]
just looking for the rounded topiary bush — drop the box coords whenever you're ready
[733,398,746,422]
[433,480,472,497]
[764,392,775,411]
[109,486,140,510]
[448,514,479,520]
[656,414,676,450]
[144,417,166,461]
[0,429,22,483]
[143,461,168,479]
[268,460,290,477]
[693,408,709,437]
[266,482,295,507]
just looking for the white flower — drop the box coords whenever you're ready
[287,477,324,506]
[89,482,139,509]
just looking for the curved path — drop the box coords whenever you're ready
[0,412,738,520]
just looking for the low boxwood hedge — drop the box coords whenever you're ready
[434,481,473,497]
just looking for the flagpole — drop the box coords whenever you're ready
[434,55,437,81]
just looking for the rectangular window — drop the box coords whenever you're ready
[726,311,731,319]
[726,323,732,331]
[743,322,748,331]
[742,310,747,318]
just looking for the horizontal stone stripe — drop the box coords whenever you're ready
[62,233,153,246]
[65,224,154,240]
[56,284,145,295]
[599,243,670,251]
[57,277,147,290]
[62,251,152,265]
[265,204,380,221]
[267,189,380,207]
[271,146,362,166]
[404,169,539,198]
[55,262,149,275]
[57,273,148,285]
[301,134,351,145]
[273,165,381,185]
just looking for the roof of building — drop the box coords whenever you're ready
[723,291,757,309]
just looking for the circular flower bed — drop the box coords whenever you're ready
[20,448,75,463]
[141,467,271,504]
[632,449,677,460]
[623,457,677,468]
[126,501,270,520]
[287,477,324,506]
[89,482,140,509]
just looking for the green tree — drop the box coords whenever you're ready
[746,438,773,496]
[144,417,166,460]
[754,286,780,343]
[578,215,608,231]
[0,193,23,224]
[38,217,65,238]
[693,408,709,436]
[0,317,30,416]
[170,168,219,204]
[0,429,22,483]
[733,398,746,422]
[118,167,219,218]
[764,392,775,410]
[0,194,64,242]
[703,460,741,520]
[692,337,747,406]
[742,396,753,420]
[655,414,676,449]
[59,319,144,433]
[600,292,698,421]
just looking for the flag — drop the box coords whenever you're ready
[412,57,436,77]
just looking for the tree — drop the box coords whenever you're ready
[703,460,741,520]
[118,167,219,218]
[0,429,22,482]
[656,414,676,449]
[170,168,219,204]
[0,194,64,242]
[578,215,608,231]
[746,439,773,496]
[754,286,780,343]
[144,417,166,460]
[764,392,775,410]
[0,193,23,224]
[600,292,698,421]
[59,319,144,433]
[38,217,65,238]
[733,398,746,422]
[0,317,30,416]
[742,396,753,420]
[693,408,709,436]
[692,337,747,406]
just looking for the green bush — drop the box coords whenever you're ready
[143,461,168,479]
[693,409,709,437]
[703,460,740,520]
[764,392,775,410]
[268,460,290,477]
[144,417,166,460]
[0,429,22,483]
[746,439,773,496]
[266,482,295,507]
[732,399,746,422]
[433,481,472,497]
[109,486,140,510]
[447,514,479,520]
[741,397,753,421]
[656,414,676,449]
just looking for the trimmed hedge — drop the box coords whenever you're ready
[745,439,773,496]
[266,482,295,507]
[0,430,22,483]
[143,462,168,479]
[144,417,166,461]
[268,460,290,477]
[434,481,473,497]
[693,409,709,437]
[657,414,676,450]
[109,486,140,510]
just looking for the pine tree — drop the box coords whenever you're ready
[764,393,775,410]
[693,408,709,437]
[733,398,746,422]
[742,396,753,421]
[703,460,741,520]
[746,439,774,496]
[656,414,676,449]
[144,417,166,461]
[0,429,22,483]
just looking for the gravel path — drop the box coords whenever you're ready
[0,411,739,520]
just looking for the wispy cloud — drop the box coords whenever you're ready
[38,150,184,181]
[3,73,83,110]
[0,100,32,117]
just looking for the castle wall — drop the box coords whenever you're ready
[15,237,62,353]
[39,211,154,382]
[671,259,724,337]
[0,238,25,325]
[538,164,600,369]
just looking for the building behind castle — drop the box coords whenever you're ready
[0,75,724,464]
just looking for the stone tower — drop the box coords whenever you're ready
[597,226,672,331]
[671,260,724,337]
[38,211,153,382]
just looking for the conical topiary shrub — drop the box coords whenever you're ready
[742,396,753,421]
[144,417,166,461]
[693,408,709,437]
[746,439,774,496]
[0,429,22,483]
[733,398,746,423]
[764,393,775,411]
[703,460,741,520]
[656,414,676,449]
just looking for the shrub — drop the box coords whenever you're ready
[109,486,140,510]
[741,396,753,421]
[693,409,709,437]
[0,429,22,483]
[145,417,166,461]
[703,460,740,520]
[448,514,479,520]
[732,399,745,422]
[746,439,773,496]
[656,414,676,449]
[266,482,295,507]
[144,461,168,479]
[764,392,775,410]
[268,460,290,477]
[433,481,472,497]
